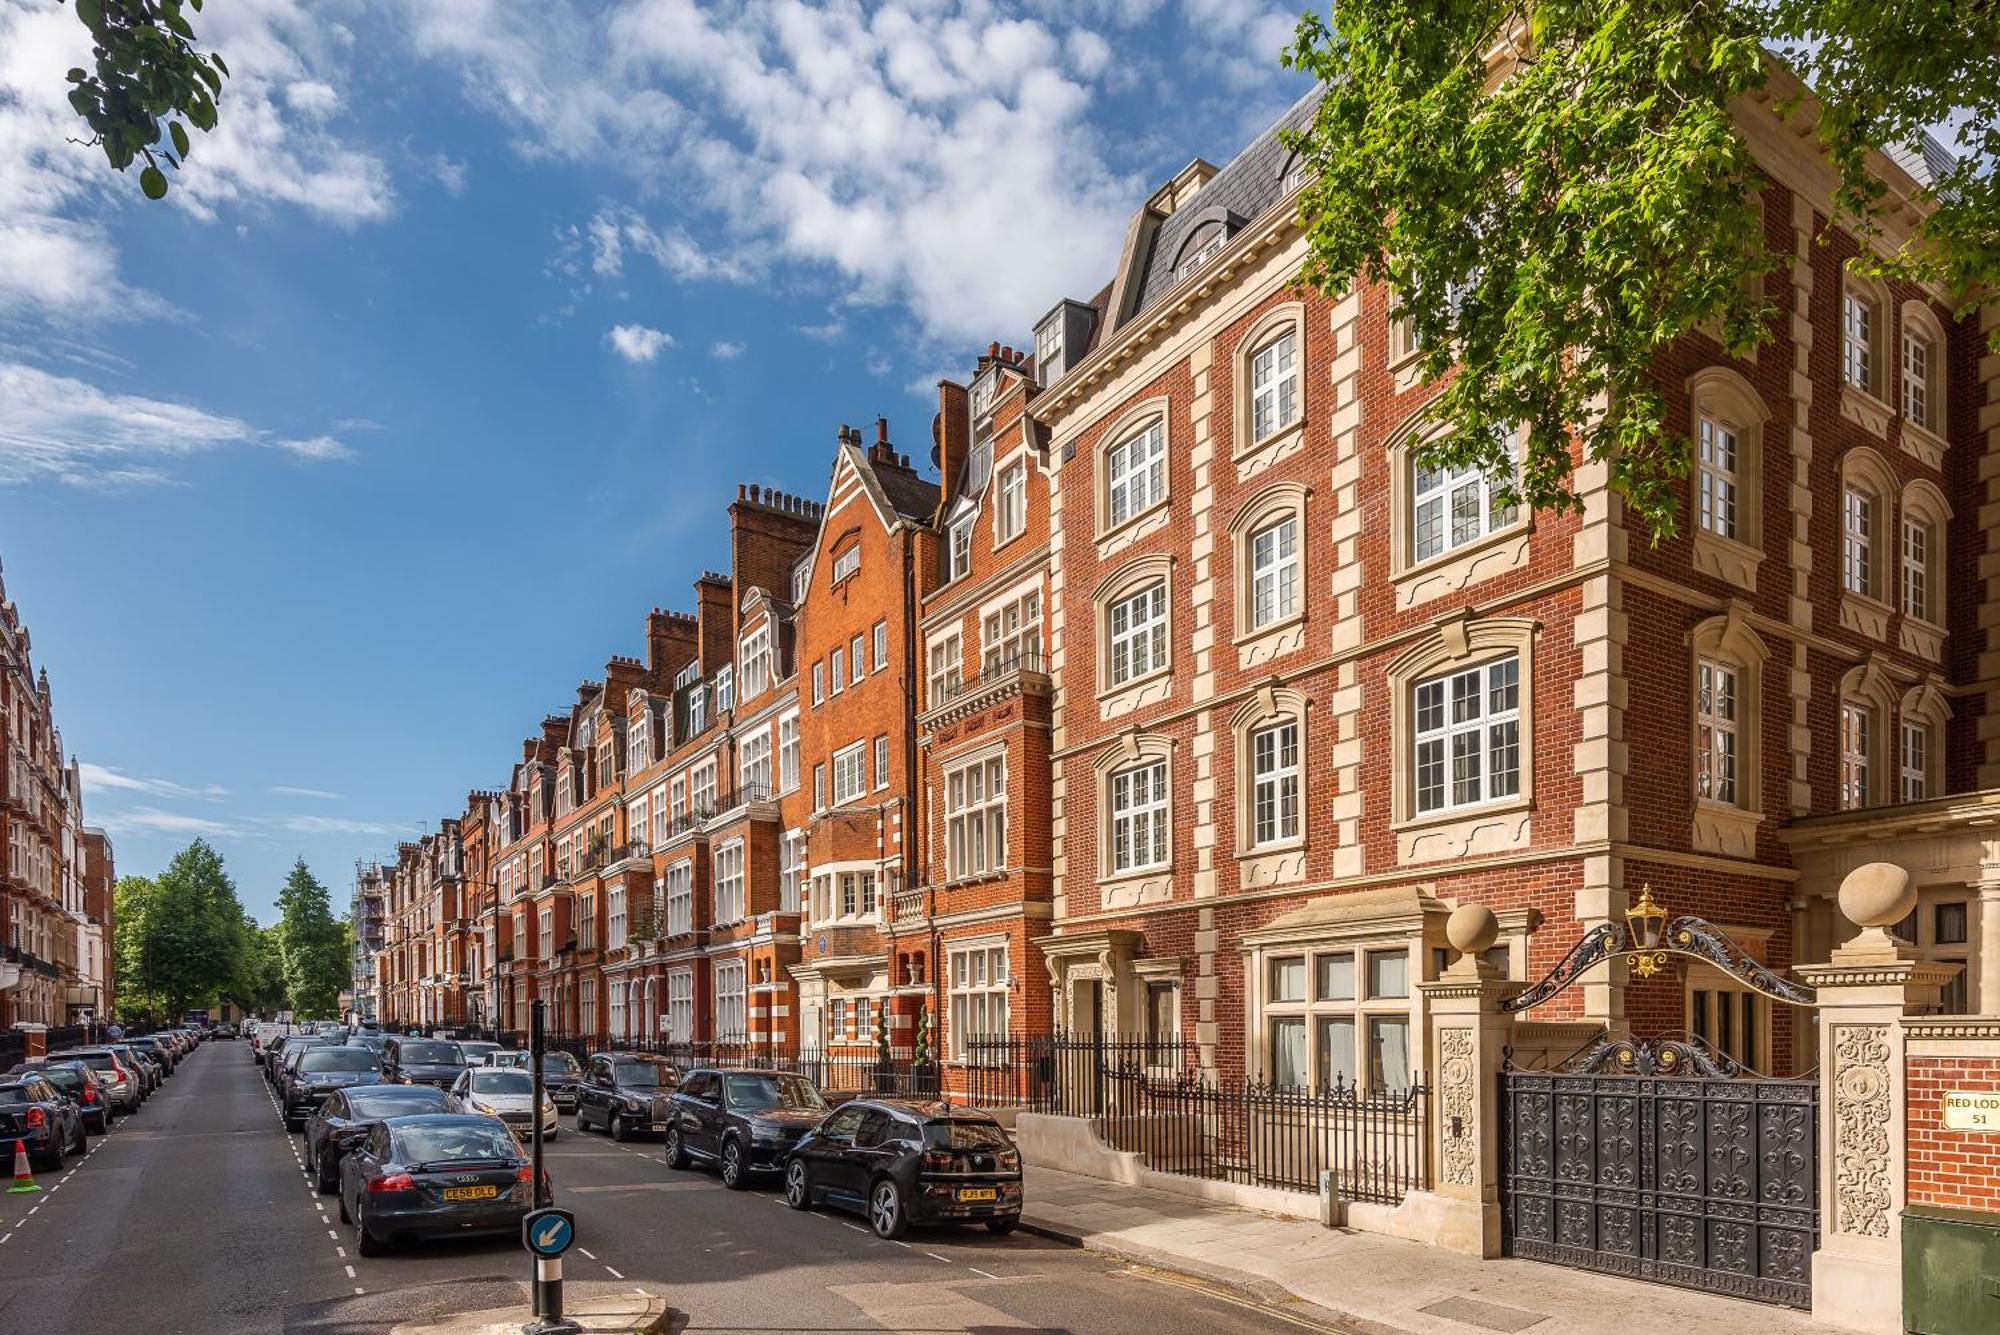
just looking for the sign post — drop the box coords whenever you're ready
[523,1000,577,1335]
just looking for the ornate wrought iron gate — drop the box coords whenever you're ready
[1499,1039,1819,1308]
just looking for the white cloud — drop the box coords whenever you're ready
[0,361,355,486]
[0,0,392,321]
[710,339,744,359]
[270,785,344,800]
[265,814,405,836]
[402,0,1138,343]
[79,762,229,801]
[606,323,673,362]
[97,806,238,836]
[429,155,469,194]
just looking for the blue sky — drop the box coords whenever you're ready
[0,0,1308,923]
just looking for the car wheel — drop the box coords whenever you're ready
[784,1159,811,1211]
[869,1178,908,1240]
[354,1202,387,1257]
[610,1112,630,1143]
[72,1122,87,1155]
[986,1217,1019,1236]
[338,1188,353,1225]
[663,1125,687,1169]
[720,1138,747,1190]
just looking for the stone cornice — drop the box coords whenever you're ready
[1903,1017,2000,1041]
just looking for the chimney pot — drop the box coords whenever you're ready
[987,341,1000,358]
[1000,345,1013,362]
[876,416,889,445]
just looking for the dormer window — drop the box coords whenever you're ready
[972,371,996,417]
[713,666,734,715]
[792,562,810,604]
[1035,321,1062,381]
[1176,223,1226,282]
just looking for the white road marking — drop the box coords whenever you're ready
[336,1246,347,1258]
[0,1233,11,1245]
[344,1265,356,1279]
[888,1239,910,1249]
[603,1265,625,1280]
[353,1287,365,1296]
[327,1230,338,1240]
[841,1221,868,1233]
[926,1251,951,1263]
[577,1247,597,1260]
[969,1268,999,1280]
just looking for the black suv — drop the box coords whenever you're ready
[784,1098,1022,1239]
[664,1068,828,1188]
[381,1037,468,1089]
[282,1046,384,1128]
[575,1052,678,1140]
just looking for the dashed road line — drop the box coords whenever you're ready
[969,1267,999,1280]
[603,1265,626,1280]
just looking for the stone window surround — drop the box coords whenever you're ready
[1094,396,1173,545]
[1385,415,1534,607]
[1838,445,1900,639]
[992,444,1032,551]
[1841,264,1891,404]
[1384,614,1540,839]
[1687,603,1769,857]
[1093,730,1177,895]
[1228,683,1311,862]
[1898,475,1952,661]
[1898,299,1949,465]
[1232,301,1308,466]
[1092,552,1176,704]
[1228,480,1311,651]
[1838,657,1900,808]
[1899,680,1952,799]
[1686,365,1769,593]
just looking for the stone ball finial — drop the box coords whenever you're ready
[1446,903,1500,957]
[1837,861,1916,929]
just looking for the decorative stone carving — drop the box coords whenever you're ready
[1439,1026,1477,1187]
[1830,1023,1892,1238]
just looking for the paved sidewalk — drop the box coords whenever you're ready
[1019,1166,1854,1335]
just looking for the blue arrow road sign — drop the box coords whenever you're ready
[523,1206,575,1258]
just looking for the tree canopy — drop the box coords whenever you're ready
[62,0,228,200]
[276,859,350,1020]
[1282,0,1998,541]
[111,839,247,1020]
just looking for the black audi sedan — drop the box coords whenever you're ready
[0,1073,88,1171]
[575,1052,678,1140]
[304,1083,459,1193]
[336,1113,550,1256]
[382,1037,468,1089]
[664,1068,828,1188]
[282,1045,385,1129]
[784,1099,1022,1239]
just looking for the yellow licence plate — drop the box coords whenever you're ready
[442,1185,499,1201]
[957,1187,997,1202]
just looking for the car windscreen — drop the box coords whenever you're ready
[722,1073,825,1112]
[396,1042,464,1064]
[37,1067,83,1090]
[923,1119,1012,1150]
[300,1049,380,1072]
[542,1053,581,1076]
[393,1122,520,1165]
[611,1060,669,1088]
[64,1053,118,1072]
[469,1071,534,1096]
[347,1088,450,1116]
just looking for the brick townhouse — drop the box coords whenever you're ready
[914,351,1059,1062]
[1024,78,1994,1093]
[0,559,106,1029]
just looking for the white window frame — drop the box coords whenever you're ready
[984,590,1041,673]
[779,830,805,913]
[946,753,1007,880]
[739,627,771,698]
[928,633,963,702]
[949,514,973,580]
[1841,702,1874,810]
[1696,659,1740,807]
[1248,327,1299,443]
[778,712,801,793]
[996,459,1027,543]
[1901,516,1931,623]
[872,621,888,672]
[1106,582,1167,687]
[1412,655,1522,817]
[1249,719,1300,847]
[1248,514,1299,630]
[1696,412,1740,542]
[690,760,716,814]
[949,943,1010,1060]
[1843,289,1875,393]
[1105,419,1165,528]
[664,860,693,937]
[713,838,745,925]
[873,735,889,791]
[714,959,747,1041]
[1902,327,1932,429]
[832,742,867,805]
[739,729,772,796]
[831,545,859,585]
[830,647,846,695]
[1109,759,1170,875]
[606,882,627,952]
[1900,718,1930,804]
[666,969,694,1043]
[1412,427,1519,565]
[1843,486,1876,599]
[1258,943,1414,1093]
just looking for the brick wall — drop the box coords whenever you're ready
[1907,1055,2000,1213]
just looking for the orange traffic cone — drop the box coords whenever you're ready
[7,1138,38,1194]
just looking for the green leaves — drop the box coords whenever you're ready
[1284,0,1992,540]
[60,0,229,201]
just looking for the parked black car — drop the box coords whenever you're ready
[9,1060,113,1134]
[575,1052,678,1140]
[336,1113,550,1256]
[52,1048,144,1113]
[784,1099,1022,1239]
[264,1034,322,1086]
[664,1068,828,1188]
[382,1038,468,1089]
[490,1050,584,1111]
[0,1073,88,1171]
[304,1083,458,1193]
[282,1046,385,1129]
[122,1035,175,1074]
[104,1043,162,1095]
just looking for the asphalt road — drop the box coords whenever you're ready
[0,1043,1340,1334]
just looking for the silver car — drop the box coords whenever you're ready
[449,1067,558,1139]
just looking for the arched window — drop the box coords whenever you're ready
[1898,300,1947,449]
[1899,477,1952,647]
[1235,303,1305,458]
[1095,399,1171,539]
[1687,606,1769,856]
[1838,447,1899,637]
[1230,686,1310,856]
[1898,681,1951,803]
[1385,616,1538,842]
[1229,481,1310,651]
[1837,659,1898,809]
[1094,553,1174,699]
[1386,415,1531,607]
[1686,366,1769,591]
[1094,732,1176,884]
[1842,265,1889,400]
